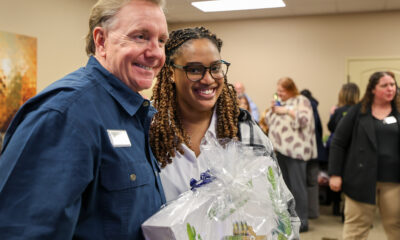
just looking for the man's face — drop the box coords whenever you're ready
[98,1,168,92]
[234,83,244,95]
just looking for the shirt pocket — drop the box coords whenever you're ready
[100,161,152,191]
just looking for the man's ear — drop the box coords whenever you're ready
[93,27,106,57]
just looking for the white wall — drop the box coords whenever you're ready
[0,0,96,91]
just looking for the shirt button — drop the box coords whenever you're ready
[143,101,149,107]
[130,174,137,181]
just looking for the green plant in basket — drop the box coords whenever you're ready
[187,223,203,240]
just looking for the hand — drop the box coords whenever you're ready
[318,175,329,186]
[329,175,342,192]
[270,100,276,109]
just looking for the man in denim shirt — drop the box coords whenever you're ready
[0,0,168,239]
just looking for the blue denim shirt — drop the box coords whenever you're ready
[0,56,165,239]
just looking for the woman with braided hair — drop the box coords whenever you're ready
[150,26,238,169]
[149,27,300,238]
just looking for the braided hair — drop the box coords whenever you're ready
[150,26,240,168]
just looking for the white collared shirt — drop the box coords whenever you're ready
[160,111,218,202]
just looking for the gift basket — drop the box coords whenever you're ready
[142,135,299,240]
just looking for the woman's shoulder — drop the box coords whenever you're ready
[292,94,311,106]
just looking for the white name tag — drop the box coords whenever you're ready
[383,116,397,125]
[107,130,132,147]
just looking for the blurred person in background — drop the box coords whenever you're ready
[328,82,361,138]
[326,82,360,217]
[238,94,251,113]
[300,89,327,220]
[265,77,317,232]
[259,108,270,135]
[234,82,260,122]
[329,71,400,240]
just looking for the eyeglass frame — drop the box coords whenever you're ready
[171,60,231,82]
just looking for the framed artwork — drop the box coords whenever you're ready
[0,31,37,132]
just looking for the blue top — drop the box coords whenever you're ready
[0,56,165,239]
[244,93,259,122]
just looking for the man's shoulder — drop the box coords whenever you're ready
[34,67,103,114]
[4,67,106,142]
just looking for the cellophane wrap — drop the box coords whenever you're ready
[142,136,299,240]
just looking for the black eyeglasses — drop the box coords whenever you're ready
[171,60,230,82]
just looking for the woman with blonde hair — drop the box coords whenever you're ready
[328,82,360,132]
[326,82,360,217]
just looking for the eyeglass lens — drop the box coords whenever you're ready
[185,62,228,81]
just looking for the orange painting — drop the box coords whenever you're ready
[0,31,37,132]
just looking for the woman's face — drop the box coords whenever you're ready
[172,38,224,113]
[372,74,397,104]
[238,97,250,111]
[277,84,291,101]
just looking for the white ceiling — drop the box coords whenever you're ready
[165,0,400,23]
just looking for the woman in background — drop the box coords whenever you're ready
[265,77,317,232]
[329,71,400,240]
[326,82,360,216]
[328,83,360,135]
[238,94,251,113]
[259,108,270,135]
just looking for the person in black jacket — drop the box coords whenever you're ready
[329,71,400,240]
[300,89,326,220]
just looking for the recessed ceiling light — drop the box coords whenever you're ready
[191,0,286,12]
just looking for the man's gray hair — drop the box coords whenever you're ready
[85,0,165,56]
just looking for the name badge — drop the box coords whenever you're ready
[107,130,132,147]
[383,116,397,125]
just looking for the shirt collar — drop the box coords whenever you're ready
[178,109,218,162]
[86,56,151,117]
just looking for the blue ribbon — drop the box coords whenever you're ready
[190,170,216,190]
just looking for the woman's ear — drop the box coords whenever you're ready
[93,27,107,57]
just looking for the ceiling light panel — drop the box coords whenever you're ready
[191,0,286,12]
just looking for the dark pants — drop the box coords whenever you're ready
[276,152,308,228]
[307,160,319,218]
